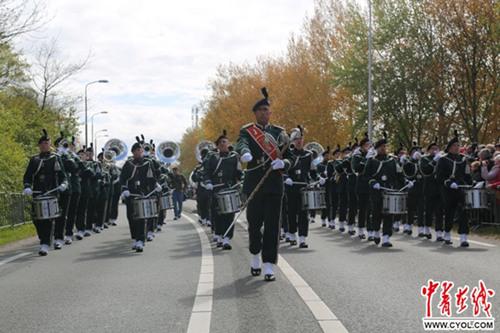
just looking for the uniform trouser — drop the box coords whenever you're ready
[247,192,282,264]
[337,191,348,222]
[321,185,331,220]
[407,190,424,226]
[212,201,235,239]
[125,198,146,241]
[357,193,371,229]
[370,192,392,236]
[442,189,469,234]
[75,194,88,232]
[287,191,309,237]
[54,192,70,240]
[281,194,289,233]
[34,219,53,245]
[197,190,211,221]
[109,190,121,220]
[158,210,165,226]
[425,192,443,230]
[329,189,339,222]
[65,192,80,236]
[86,196,98,230]
[348,191,357,225]
[96,193,108,227]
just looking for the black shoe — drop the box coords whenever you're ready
[75,234,83,240]
[93,227,101,234]
[393,227,400,232]
[217,242,223,248]
[280,235,284,241]
[285,237,291,243]
[136,247,143,253]
[222,243,232,250]
[418,233,425,238]
[425,233,432,240]
[299,242,308,248]
[290,240,297,246]
[339,227,345,233]
[374,237,381,245]
[310,219,315,224]
[264,274,275,282]
[329,225,336,230]
[156,227,162,232]
[111,222,117,226]
[348,230,356,236]
[103,224,109,229]
[381,242,393,247]
[407,229,413,236]
[436,236,444,242]
[358,234,366,240]
[173,216,179,221]
[251,267,261,276]
[460,241,469,248]
[367,236,374,241]
[444,240,453,245]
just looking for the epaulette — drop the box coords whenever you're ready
[241,122,254,129]
[271,124,285,131]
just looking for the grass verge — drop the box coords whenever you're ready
[0,223,36,247]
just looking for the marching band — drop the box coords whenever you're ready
[21,87,499,283]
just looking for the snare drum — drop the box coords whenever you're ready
[301,188,326,210]
[465,189,488,210]
[382,192,407,215]
[159,193,173,210]
[215,189,241,214]
[32,196,61,220]
[132,197,159,219]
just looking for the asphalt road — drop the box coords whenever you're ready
[1,201,499,333]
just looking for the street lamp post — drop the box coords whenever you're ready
[95,134,109,155]
[84,80,109,147]
[367,0,373,140]
[91,111,108,147]
[93,129,108,151]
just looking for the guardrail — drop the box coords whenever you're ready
[0,192,31,228]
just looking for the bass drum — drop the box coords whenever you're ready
[382,192,407,215]
[301,188,326,210]
[32,196,61,220]
[215,189,241,214]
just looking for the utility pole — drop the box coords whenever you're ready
[367,0,374,140]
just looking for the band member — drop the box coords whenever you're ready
[436,131,471,247]
[157,164,173,231]
[346,139,358,233]
[108,159,122,226]
[235,87,290,281]
[142,137,161,239]
[327,145,341,228]
[84,144,102,234]
[202,130,242,249]
[334,143,351,231]
[65,136,84,242]
[419,138,443,241]
[317,146,331,227]
[352,133,374,239]
[393,144,407,233]
[75,147,94,239]
[192,149,212,227]
[284,126,321,248]
[23,130,68,256]
[96,151,110,231]
[365,132,409,247]
[402,142,425,237]
[120,141,162,252]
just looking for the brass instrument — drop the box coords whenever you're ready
[195,140,216,163]
[304,142,325,166]
[103,138,128,162]
[156,141,180,164]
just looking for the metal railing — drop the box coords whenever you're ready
[0,192,31,228]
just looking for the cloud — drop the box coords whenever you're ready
[15,0,314,147]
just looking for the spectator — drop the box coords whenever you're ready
[471,161,482,182]
[171,166,188,220]
[481,153,500,188]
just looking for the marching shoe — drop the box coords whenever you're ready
[131,240,137,250]
[444,232,452,245]
[110,219,117,226]
[424,227,432,239]
[309,217,315,224]
[339,221,345,233]
[263,263,275,282]
[222,237,232,250]
[251,255,261,276]
[460,241,469,248]
[212,235,219,243]
[135,241,144,252]
[92,227,101,234]
[373,237,381,245]
[54,240,63,250]
[393,221,400,232]
[83,230,92,237]
[328,221,336,229]
[425,233,432,240]
[38,244,49,256]
[103,223,109,229]
[381,241,393,247]
[436,236,444,242]
[216,241,223,248]
[321,219,327,227]
[173,216,179,221]
[146,233,154,242]
[64,236,73,245]
[206,220,212,227]
[444,239,453,245]
[299,236,308,248]
[156,226,162,232]
[418,227,425,238]
[367,231,374,241]
[290,239,297,246]
[358,233,366,240]
[381,235,392,247]
[75,231,84,240]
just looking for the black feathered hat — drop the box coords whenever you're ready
[351,138,359,150]
[359,132,370,147]
[86,142,94,153]
[445,130,459,152]
[394,142,404,155]
[409,141,421,155]
[374,132,388,149]
[427,137,439,151]
[215,129,228,145]
[131,136,143,152]
[323,145,332,157]
[342,142,352,153]
[38,129,50,144]
[252,87,270,112]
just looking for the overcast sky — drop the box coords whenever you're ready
[17,0,315,152]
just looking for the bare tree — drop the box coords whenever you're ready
[0,0,46,43]
[31,39,89,111]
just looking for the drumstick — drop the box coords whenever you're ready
[223,141,290,238]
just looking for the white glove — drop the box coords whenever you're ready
[155,183,162,192]
[241,152,253,163]
[433,153,441,162]
[319,177,326,185]
[23,188,33,196]
[285,178,293,186]
[373,183,381,190]
[58,183,67,192]
[366,148,376,159]
[204,183,214,191]
[450,182,458,190]
[406,180,414,189]
[271,159,285,170]
[121,190,131,198]
[412,151,422,160]
[399,155,407,164]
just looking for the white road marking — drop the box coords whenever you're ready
[451,237,496,248]
[183,214,214,333]
[237,219,349,333]
[0,252,31,267]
